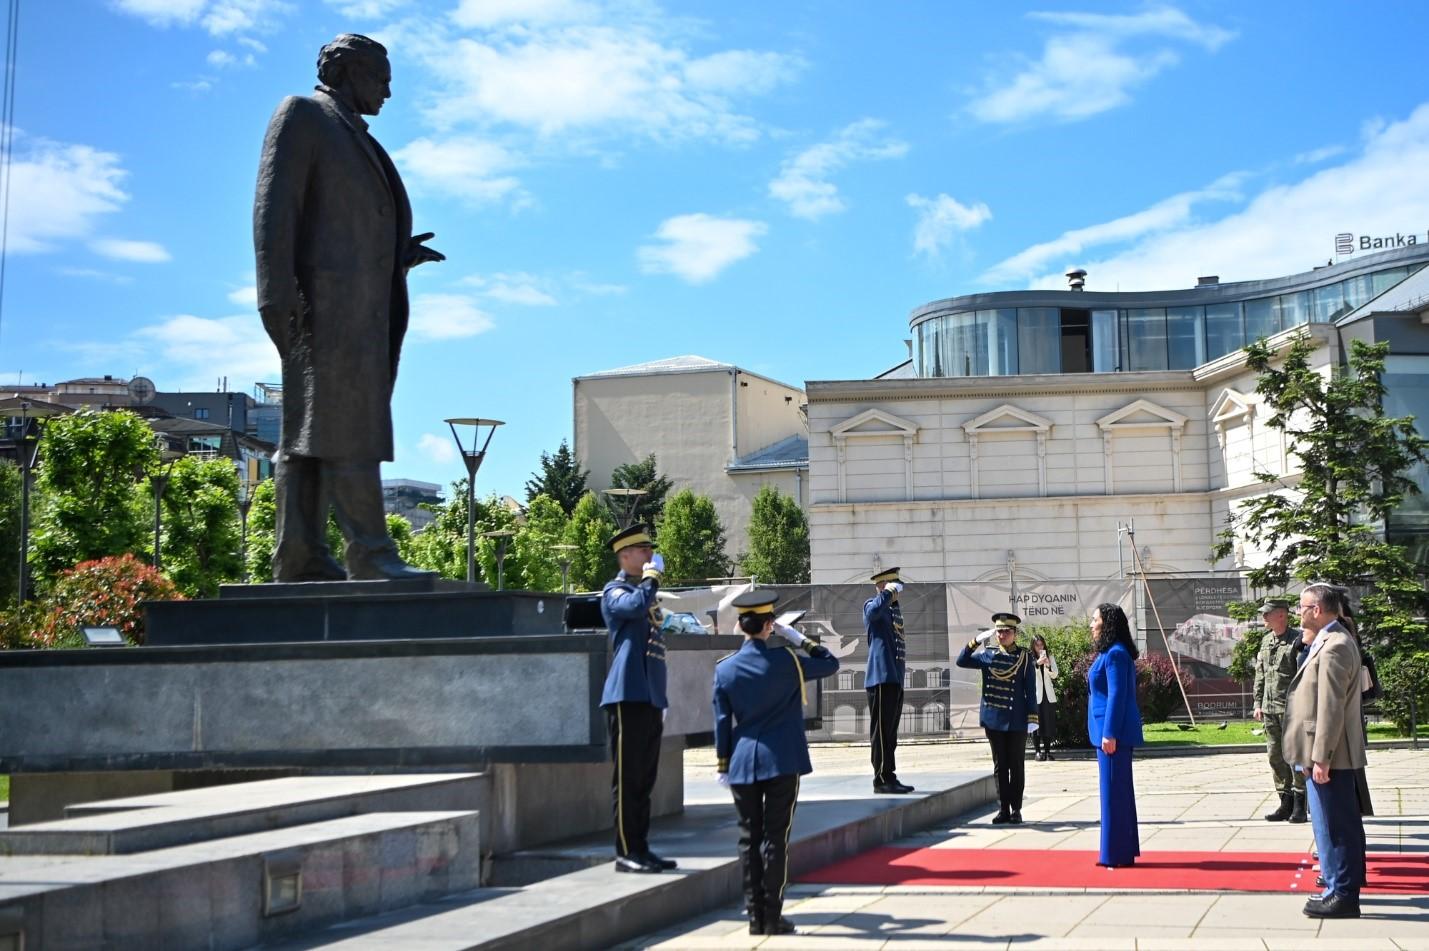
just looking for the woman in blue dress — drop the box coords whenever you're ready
[1087,602,1143,868]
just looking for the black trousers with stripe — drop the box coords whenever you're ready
[607,701,663,857]
[867,683,904,785]
[731,773,799,916]
[986,727,1027,812]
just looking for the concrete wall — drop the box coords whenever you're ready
[734,370,805,461]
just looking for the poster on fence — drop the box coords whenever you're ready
[1143,577,1252,719]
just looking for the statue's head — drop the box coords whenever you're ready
[317,34,390,116]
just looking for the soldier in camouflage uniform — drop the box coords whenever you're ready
[1253,598,1306,823]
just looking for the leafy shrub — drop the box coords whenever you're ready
[1136,652,1195,723]
[1377,650,1429,735]
[1227,626,1264,685]
[0,554,183,648]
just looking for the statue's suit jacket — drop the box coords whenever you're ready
[1281,621,1365,771]
[254,88,413,461]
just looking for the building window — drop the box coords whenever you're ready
[1244,297,1277,342]
[838,670,854,691]
[1122,308,1167,371]
[1091,310,1119,371]
[922,702,946,734]
[1166,306,1206,370]
[1204,302,1243,360]
[1017,308,1060,374]
[194,408,210,420]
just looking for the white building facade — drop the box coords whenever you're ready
[807,244,1429,587]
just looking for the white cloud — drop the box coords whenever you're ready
[7,133,130,254]
[405,17,801,145]
[207,49,236,67]
[906,193,992,257]
[56,267,134,285]
[110,0,289,37]
[326,0,409,18]
[392,137,525,204]
[980,173,1243,284]
[1294,144,1347,166]
[637,213,766,284]
[131,314,279,389]
[417,431,458,465]
[409,293,496,340]
[227,284,258,307]
[109,0,206,27]
[769,119,908,220]
[172,78,214,93]
[459,272,557,306]
[1009,102,1429,291]
[450,0,591,28]
[91,238,172,263]
[573,279,627,296]
[969,5,1233,124]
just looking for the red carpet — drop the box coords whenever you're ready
[799,847,1429,895]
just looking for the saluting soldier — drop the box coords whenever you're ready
[864,567,914,794]
[956,612,1039,824]
[714,589,840,936]
[1253,598,1307,823]
[600,523,675,874]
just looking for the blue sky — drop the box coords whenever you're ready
[6,1,1429,499]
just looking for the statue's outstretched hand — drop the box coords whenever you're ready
[406,232,446,268]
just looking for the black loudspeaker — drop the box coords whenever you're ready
[564,594,604,631]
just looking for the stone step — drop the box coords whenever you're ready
[0,810,479,951]
[0,773,481,855]
[267,770,995,950]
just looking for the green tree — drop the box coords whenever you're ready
[609,454,672,527]
[563,491,618,591]
[0,461,20,606]
[157,457,244,597]
[658,489,730,582]
[30,409,155,587]
[739,484,810,583]
[525,440,589,515]
[510,494,569,592]
[1211,335,1429,730]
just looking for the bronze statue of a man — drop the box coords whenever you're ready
[254,33,443,582]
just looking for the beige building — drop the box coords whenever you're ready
[807,244,1429,586]
[572,356,808,564]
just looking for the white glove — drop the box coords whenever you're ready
[775,622,807,646]
[716,772,730,788]
[651,553,665,573]
[976,629,998,647]
[887,581,904,593]
[1027,722,1039,734]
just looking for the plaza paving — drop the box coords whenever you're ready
[628,741,1429,949]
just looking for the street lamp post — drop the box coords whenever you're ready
[482,528,516,590]
[17,406,36,604]
[444,418,504,584]
[553,543,577,594]
[603,487,648,529]
[151,449,184,570]
[238,480,259,582]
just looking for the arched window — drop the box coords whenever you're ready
[922,702,946,734]
[832,705,858,736]
[901,703,916,731]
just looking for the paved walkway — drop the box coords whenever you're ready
[629,742,1429,949]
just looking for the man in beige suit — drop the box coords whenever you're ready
[1283,583,1366,919]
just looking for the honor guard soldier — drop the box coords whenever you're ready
[714,589,840,936]
[1253,598,1307,823]
[600,524,675,874]
[864,567,913,793]
[957,612,1039,824]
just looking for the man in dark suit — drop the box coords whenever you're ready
[600,524,673,874]
[254,33,444,582]
[1285,583,1366,919]
[714,589,839,936]
[863,567,912,794]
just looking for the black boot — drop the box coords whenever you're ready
[746,905,764,935]
[1288,791,1307,824]
[1264,792,1293,822]
[761,904,796,935]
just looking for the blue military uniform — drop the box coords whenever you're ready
[714,589,840,937]
[599,524,672,875]
[864,568,911,792]
[956,612,1039,822]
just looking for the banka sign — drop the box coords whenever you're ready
[1336,231,1425,255]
